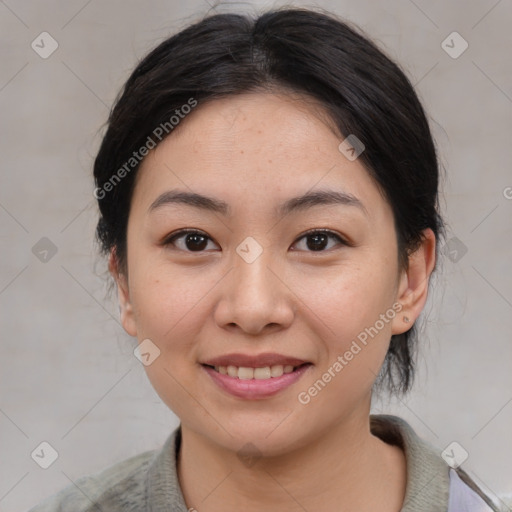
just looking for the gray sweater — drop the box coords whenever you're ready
[28,414,499,511]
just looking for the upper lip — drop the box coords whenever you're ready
[201,353,309,368]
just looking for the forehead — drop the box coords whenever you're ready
[132,92,391,224]
[170,91,341,158]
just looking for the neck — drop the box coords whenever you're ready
[177,411,406,512]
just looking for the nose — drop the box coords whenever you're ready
[213,247,295,336]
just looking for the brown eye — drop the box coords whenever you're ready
[164,229,219,252]
[292,230,346,252]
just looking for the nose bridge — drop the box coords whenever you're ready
[215,239,293,333]
[232,241,278,303]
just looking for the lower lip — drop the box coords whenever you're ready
[201,364,312,400]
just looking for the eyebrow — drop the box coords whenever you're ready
[148,188,368,218]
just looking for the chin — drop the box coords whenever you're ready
[193,415,312,459]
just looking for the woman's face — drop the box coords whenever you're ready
[115,91,417,455]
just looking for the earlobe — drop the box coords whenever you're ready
[108,249,138,337]
[391,228,436,336]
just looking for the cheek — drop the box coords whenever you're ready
[130,266,216,341]
[128,266,217,414]
[296,262,397,399]
[295,270,395,410]
[296,258,396,336]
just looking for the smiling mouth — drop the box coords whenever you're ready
[202,363,311,380]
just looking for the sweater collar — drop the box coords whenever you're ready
[145,414,450,511]
[369,414,450,511]
[146,424,188,511]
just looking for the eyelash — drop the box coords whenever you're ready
[162,228,349,253]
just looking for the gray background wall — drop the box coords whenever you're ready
[1,0,511,510]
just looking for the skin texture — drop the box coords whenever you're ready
[110,91,436,511]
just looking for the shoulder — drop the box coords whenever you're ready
[27,447,157,512]
[370,414,501,512]
[449,467,502,512]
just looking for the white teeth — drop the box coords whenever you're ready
[238,367,254,380]
[254,367,272,379]
[212,364,301,380]
[270,365,284,377]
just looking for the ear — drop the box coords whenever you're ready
[109,249,137,337]
[391,228,436,336]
